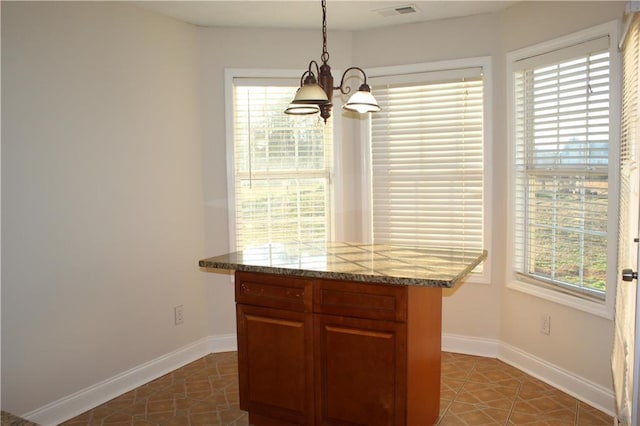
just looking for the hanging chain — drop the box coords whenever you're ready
[321,0,330,64]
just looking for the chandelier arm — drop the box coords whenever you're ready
[308,60,321,77]
[299,70,309,87]
[299,61,321,87]
[336,66,369,95]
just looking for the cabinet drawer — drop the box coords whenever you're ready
[236,271,313,312]
[314,280,407,322]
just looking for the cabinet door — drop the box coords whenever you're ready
[314,315,407,426]
[237,304,313,425]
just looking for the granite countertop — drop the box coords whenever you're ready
[199,241,487,288]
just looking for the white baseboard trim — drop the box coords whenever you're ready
[209,332,238,353]
[499,341,615,417]
[442,332,501,358]
[24,334,237,426]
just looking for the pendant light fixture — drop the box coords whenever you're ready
[285,0,381,122]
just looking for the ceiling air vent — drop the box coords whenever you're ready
[376,4,420,17]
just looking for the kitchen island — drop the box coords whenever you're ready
[199,241,487,426]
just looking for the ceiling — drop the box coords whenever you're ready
[135,1,517,31]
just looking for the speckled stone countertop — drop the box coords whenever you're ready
[199,241,487,288]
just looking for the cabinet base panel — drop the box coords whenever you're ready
[248,412,305,426]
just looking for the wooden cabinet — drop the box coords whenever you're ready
[236,273,314,425]
[235,271,442,426]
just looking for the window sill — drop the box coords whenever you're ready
[507,279,613,320]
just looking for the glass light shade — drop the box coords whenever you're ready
[291,83,329,105]
[284,103,320,115]
[343,86,381,114]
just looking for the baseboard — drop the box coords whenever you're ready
[442,332,501,358]
[209,332,238,353]
[23,334,237,426]
[499,341,615,417]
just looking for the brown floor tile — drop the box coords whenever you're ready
[455,381,516,410]
[441,377,465,400]
[440,400,511,425]
[59,351,613,426]
[577,402,614,425]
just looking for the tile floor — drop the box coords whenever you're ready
[60,351,613,426]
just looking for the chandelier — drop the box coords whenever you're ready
[284,0,381,122]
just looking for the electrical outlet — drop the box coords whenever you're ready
[174,305,184,325]
[541,313,551,335]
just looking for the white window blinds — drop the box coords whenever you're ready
[369,69,484,252]
[512,36,610,298]
[232,82,333,251]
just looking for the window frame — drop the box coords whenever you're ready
[360,57,494,285]
[506,21,621,319]
[224,68,343,252]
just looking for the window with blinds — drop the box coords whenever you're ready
[231,81,333,251]
[369,69,485,256]
[512,36,611,299]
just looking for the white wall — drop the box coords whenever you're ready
[2,1,209,416]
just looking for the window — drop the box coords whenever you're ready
[364,59,491,281]
[508,23,620,311]
[227,73,334,251]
